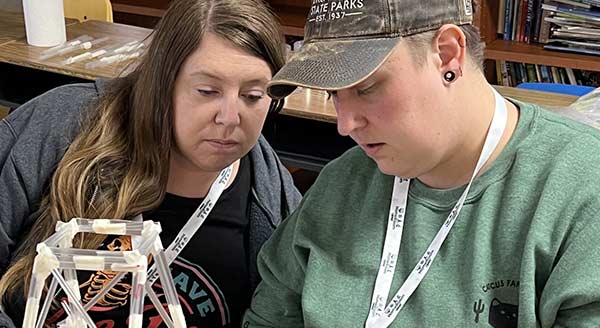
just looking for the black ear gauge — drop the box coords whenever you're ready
[444,71,456,83]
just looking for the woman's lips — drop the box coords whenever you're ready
[361,143,384,157]
[206,139,239,149]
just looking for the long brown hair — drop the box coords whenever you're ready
[0,0,285,307]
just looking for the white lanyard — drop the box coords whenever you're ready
[365,89,508,328]
[146,164,234,284]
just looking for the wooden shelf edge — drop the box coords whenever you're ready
[493,85,578,108]
[112,3,166,18]
[283,25,304,37]
[485,40,600,72]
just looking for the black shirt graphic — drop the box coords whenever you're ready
[44,156,252,327]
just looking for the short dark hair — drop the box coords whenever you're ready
[403,0,484,70]
[404,24,485,70]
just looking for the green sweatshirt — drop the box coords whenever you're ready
[244,101,600,328]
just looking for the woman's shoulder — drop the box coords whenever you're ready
[1,81,107,173]
[29,81,101,114]
[4,82,102,133]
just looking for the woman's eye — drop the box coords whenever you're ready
[197,89,218,96]
[243,93,264,102]
[357,83,376,96]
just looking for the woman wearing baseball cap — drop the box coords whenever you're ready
[244,0,600,326]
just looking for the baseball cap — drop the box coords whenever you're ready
[267,0,474,99]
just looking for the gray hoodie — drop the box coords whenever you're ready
[0,81,301,327]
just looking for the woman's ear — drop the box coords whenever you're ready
[432,24,467,75]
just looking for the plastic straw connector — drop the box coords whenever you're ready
[110,251,146,273]
[55,219,80,248]
[33,244,59,278]
[72,255,105,271]
[142,221,162,237]
[92,219,127,234]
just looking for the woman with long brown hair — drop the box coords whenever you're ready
[0,0,300,326]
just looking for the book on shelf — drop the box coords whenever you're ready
[544,16,600,29]
[539,7,554,42]
[517,0,530,41]
[532,0,546,42]
[543,43,600,54]
[504,0,515,40]
[552,0,593,8]
[526,63,539,81]
[514,0,522,41]
[566,67,578,83]
[580,0,600,6]
[495,60,600,87]
[547,37,600,48]
[498,0,508,34]
[524,0,537,42]
[541,3,600,19]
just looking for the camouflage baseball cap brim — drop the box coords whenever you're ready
[267,36,400,99]
[266,0,474,99]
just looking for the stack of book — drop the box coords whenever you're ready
[539,1,600,55]
[495,60,600,86]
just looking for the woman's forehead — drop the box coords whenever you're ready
[180,33,273,83]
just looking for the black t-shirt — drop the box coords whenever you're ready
[43,156,252,327]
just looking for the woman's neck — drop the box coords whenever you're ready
[417,82,520,190]
[166,158,240,198]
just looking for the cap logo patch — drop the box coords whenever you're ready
[464,0,473,16]
[309,0,364,23]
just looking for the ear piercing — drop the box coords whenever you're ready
[443,67,463,83]
[444,71,457,82]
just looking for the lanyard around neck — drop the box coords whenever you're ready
[365,89,508,328]
[145,164,234,285]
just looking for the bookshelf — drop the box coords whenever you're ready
[477,0,599,81]
[109,0,309,33]
[110,0,599,80]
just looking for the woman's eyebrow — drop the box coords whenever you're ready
[190,71,269,86]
